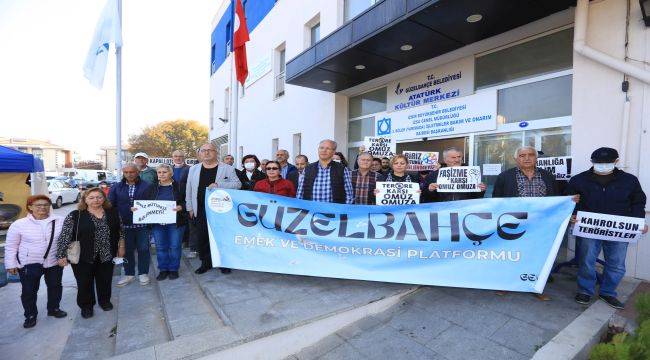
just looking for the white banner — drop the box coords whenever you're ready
[537,157,572,181]
[573,211,645,243]
[376,182,420,205]
[482,163,502,176]
[133,200,177,224]
[387,90,497,141]
[364,137,396,158]
[387,57,474,112]
[436,166,482,192]
[403,151,439,171]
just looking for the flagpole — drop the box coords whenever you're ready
[116,0,123,175]
[231,62,239,166]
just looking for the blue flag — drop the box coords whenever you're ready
[83,0,122,88]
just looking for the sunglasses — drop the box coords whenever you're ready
[266,167,279,170]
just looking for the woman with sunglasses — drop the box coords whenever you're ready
[253,160,296,197]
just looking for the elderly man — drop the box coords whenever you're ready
[109,163,154,287]
[287,155,308,191]
[186,143,241,274]
[297,139,354,204]
[566,147,647,309]
[423,147,486,202]
[222,154,235,166]
[171,150,190,183]
[351,152,384,204]
[133,152,158,185]
[276,149,297,179]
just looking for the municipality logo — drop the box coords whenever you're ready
[377,118,391,135]
[394,82,403,95]
[208,190,233,213]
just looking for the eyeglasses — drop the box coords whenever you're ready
[266,167,279,171]
[199,149,216,153]
[31,203,50,208]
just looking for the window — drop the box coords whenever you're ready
[225,22,232,58]
[293,133,302,157]
[475,28,573,89]
[344,0,378,22]
[211,44,216,73]
[272,138,279,157]
[274,45,286,98]
[209,100,215,130]
[347,117,375,143]
[224,88,230,122]
[348,87,386,118]
[497,75,572,124]
[310,23,320,46]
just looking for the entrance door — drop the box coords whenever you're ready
[396,137,469,166]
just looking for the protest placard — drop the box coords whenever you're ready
[133,200,177,224]
[482,163,502,176]
[436,166,481,192]
[375,181,420,205]
[403,151,439,171]
[573,211,646,243]
[536,156,572,181]
[364,137,396,158]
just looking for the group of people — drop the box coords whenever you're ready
[4,138,647,329]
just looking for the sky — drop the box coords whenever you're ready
[0,0,221,159]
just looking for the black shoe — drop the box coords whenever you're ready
[47,309,68,318]
[168,271,179,280]
[219,268,231,274]
[23,316,37,328]
[156,271,168,281]
[575,293,591,305]
[99,302,113,311]
[600,295,625,310]
[195,266,210,274]
[81,308,94,319]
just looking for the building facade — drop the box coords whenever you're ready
[209,0,650,280]
[0,137,74,172]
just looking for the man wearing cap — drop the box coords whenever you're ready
[566,147,647,309]
[133,152,158,185]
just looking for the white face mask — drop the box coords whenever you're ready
[244,162,256,171]
[112,257,127,265]
[593,163,615,174]
[333,159,341,163]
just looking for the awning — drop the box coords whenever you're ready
[286,0,576,92]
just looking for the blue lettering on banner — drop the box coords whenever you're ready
[206,189,575,293]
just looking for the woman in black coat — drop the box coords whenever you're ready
[236,154,267,190]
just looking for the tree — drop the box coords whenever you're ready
[128,119,208,157]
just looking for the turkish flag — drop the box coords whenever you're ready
[233,0,249,86]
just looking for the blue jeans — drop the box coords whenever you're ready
[124,228,150,276]
[577,236,628,297]
[152,224,185,272]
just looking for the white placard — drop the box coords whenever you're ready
[537,156,572,181]
[403,151,439,171]
[386,90,497,141]
[573,211,646,243]
[482,163,502,176]
[133,200,177,224]
[387,56,475,112]
[436,166,482,192]
[376,182,420,205]
[364,137,396,158]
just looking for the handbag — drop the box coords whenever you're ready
[66,212,81,264]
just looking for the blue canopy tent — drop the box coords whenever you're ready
[0,145,44,173]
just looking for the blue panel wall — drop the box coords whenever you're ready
[210,0,277,75]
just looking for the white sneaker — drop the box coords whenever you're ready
[117,275,135,287]
[186,251,197,259]
[138,274,150,285]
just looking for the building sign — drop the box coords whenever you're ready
[536,157,572,181]
[375,182,420,205]
[436,166,482,192]
[364,137,396,157]
[387,90,497,141]
[149,158,198,165]
[387,57,474,112]
[403,151,439,171]
[245,54,272,88]
[573,211,646,243]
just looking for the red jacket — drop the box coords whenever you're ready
[254,178,296,197]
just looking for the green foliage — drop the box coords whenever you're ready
[128,119,208,157]
[628,320,650,359]
[590,333,630,360]
[635,293,650,325]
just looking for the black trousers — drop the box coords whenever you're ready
[71,260,114,310]
[195,214,212,267]
[18,264,63,318]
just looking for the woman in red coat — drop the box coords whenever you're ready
[254,160,296,197]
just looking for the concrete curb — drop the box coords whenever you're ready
[532,278,640,360]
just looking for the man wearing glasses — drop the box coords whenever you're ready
[185,143,241,274]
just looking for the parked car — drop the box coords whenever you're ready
[47,180,80,208]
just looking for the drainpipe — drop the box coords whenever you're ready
[574,0,650,170]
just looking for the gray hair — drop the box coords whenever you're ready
[442,147,463,159]
[156,163,173,172]
[319,139,338,150]
[514,146,537,158]
[122,162,138,171]
[358,151,374,160]
[172,150,185,157]
[295,155,309,163]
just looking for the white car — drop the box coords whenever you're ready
[48,180,81,208]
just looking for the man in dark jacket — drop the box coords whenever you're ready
[287,155,308,191]
[297,139,354,204]
[492,146,559,198]
[566,147,647,309]
[108,163,153,287]
[276,149,297,179]
[423,147,486,202]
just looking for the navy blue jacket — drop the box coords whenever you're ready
[108,177,154,225]
[564,168,646,218]
[492,167,558,198]
[153,181,187,227]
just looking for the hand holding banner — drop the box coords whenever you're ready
[437,166,482,192]
[404,151,439,171]
[376,182,420,205]
[573,211,645,243]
